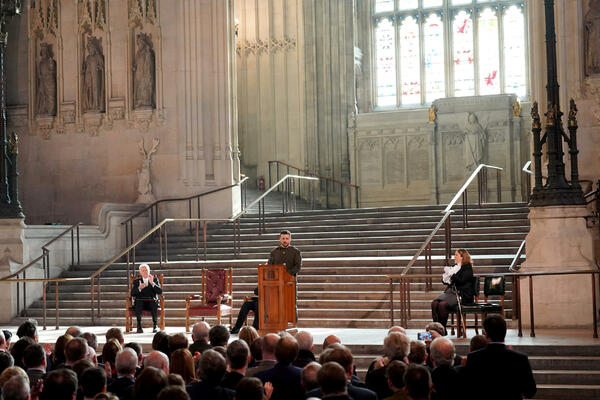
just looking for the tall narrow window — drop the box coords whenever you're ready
[375,0,394,13]
[453,10,474,96]
[478,7,500,95]
[424,13,445,102]
[503,5,527,97]
[400,16,421,105]
[376,18,397,106]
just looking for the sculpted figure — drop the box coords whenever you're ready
[133,33,156,109]
[464,113,486,171]
[82,37,105,112]
[136,137,160,203]
[36,43,57,116]
[585,0,600,75]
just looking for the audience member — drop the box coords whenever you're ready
[154,332,171,358]
[2,330,12,350]
[234,377,268,400]
[167,373,186,387]
[465,314,536,399]
[81,367,107,400]
[255,336,303,400]
[72,359,94,382]
[322,334,341,351]
[168,333,189,354]
[0,366,29,388]
[388,326,407,335]
[52,334,73,368]
[40,368,78,400]
[366,332,410,399]
[144,351,169,375]
[124,342,144,370]
[1,375,30,400]
[170,349,197,385]
[317,362,350,400]
[187,349,234,400]
[221,340,249,390]
[385,360,408,400]
[246,333,278,377]
[403,365,431,400]
[307,344,377,400]
[65,337,89,368]
[157,385,191,400]
[108,348,138,400]
[469,334,488,353]
[293,331,316,368]
[301,362,321,392]
[0,330,7,352]
[93,393,119,400]
[209,325,230,348]
[429,337,461,400]
[189,322,211,355]
[238,326,259,347]
[23,343,46,387]
[0,352,14,376]
[152,331,169,351]
[81,332,98,351]
[10,337,36,369]
[248,337,263,367]
[133,366,168,400]
[408,341,427,365]
[102,339,122,374]
[16,320,38,342]
[65,326,82,338]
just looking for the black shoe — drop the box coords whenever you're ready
[230,327,240,334]
[153,326,158,333]
[137,327,143,333]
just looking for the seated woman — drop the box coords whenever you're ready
[430,248,475,329]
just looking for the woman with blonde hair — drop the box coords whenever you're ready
[430,248,475,330]
[169,348,197,384]
[238,326,259,346]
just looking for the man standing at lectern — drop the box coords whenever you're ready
[230,230,302,334]
[269,230,302,321]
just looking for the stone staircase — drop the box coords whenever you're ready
[22,202,529,328]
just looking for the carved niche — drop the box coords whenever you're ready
[128,0,163,132]
[584,0,600,76]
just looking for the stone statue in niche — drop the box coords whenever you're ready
[133,33,156,109]
[136,137,159,203]
[36,43,57,116]
[585,0,600,75]
[464,113,486,171]
[82,37,105,113]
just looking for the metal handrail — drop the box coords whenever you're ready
[387,267,600,338]
[522,160,533,175]
[401,164,503,276]
[268,160,360,208]
[121,177,249,248]
[509,240,527,272]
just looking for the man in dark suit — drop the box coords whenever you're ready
[246,333,279,377]
[131,263,162,333]
[189,322,212,355]
[465,314,536,400]
[221,340,250,390]
[23,343,46,388]
[316,362,353,400]
[107,348,138,400]
[255,336,304,400]
[187,350,234,400]
[429,337,463,400]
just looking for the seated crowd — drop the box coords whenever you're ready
[0,314,535,400]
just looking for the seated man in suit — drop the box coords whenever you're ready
[465,314,536,400]
[132,264,162,333]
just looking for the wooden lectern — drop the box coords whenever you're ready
[257,264,296,334]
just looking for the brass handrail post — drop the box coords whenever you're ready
[77,224,80,266]
[97,274,101,318]
[188,199,192,233]
[42,280,46,330]
[516,275,522,337]
[592,273,598,339]
[462,191,468,228]
[497,169,502,203]
[55,282,59,330]
[23,269,26,316]
[203,222,208,261]
[164,224,168,263]
[91,277,95,325]
[389,278,394,326]
[195,221,199,262]
[158,225,163,268]
[529,276,535,337]
[71,230,74,266]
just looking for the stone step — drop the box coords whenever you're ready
[535,385,600,399]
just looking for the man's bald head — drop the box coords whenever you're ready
[192,321,210,343]
[143,350,169,374]
[322,335,341,351]
[429,337,455,367]
[262,333,279,359]
[387,326,406,335]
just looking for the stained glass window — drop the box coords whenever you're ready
[376,18,397,106]
[453,10,474,96]
[478,7,500,95]
[372,0,528,107]
[503,5,527,97]
[375,0,394,13]
[424,13,445,102]
[400,16,421,104]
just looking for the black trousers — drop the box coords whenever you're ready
[135,300,158,326]
[232,298,258,330]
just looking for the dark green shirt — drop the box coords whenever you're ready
[268,245,302,276]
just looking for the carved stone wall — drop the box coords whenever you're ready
[6,0,240,224]
[350,95,530,207]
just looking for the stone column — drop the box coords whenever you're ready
[0,218,24,323]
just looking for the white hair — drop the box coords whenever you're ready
[138,264,150,272]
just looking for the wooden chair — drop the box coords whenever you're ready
[125,274,165,333]
[185,268,233,332]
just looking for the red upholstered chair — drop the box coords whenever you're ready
[125,274,165,333]
[185,268,233,332]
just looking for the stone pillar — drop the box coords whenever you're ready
[520,206,598,328]
[0,218,24,323]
